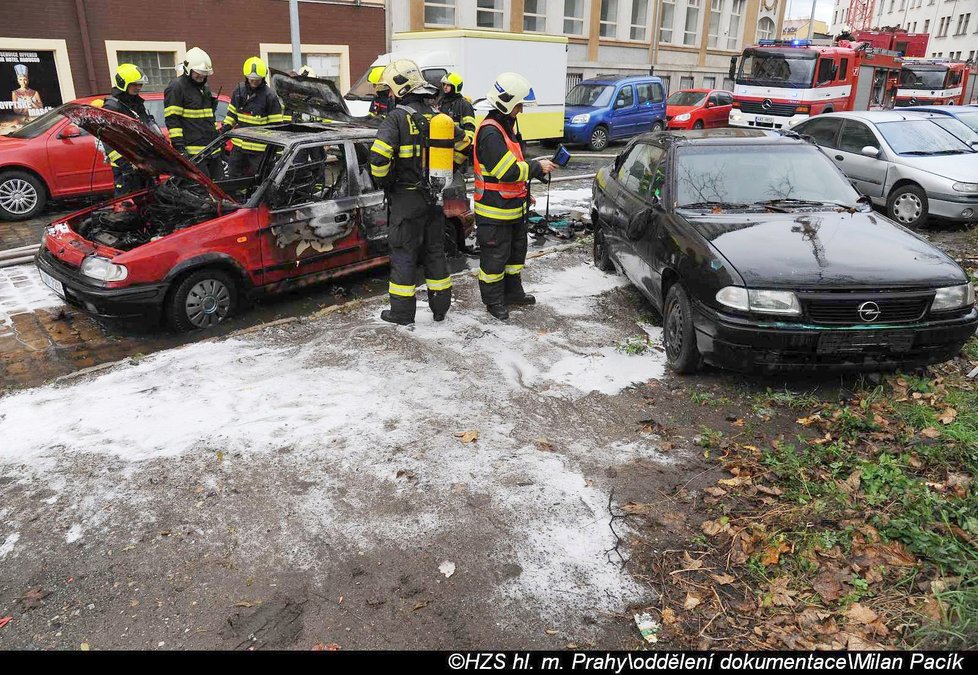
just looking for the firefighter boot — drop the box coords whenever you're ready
[381,295,416,325]
[429,289,451,322]
[504,273,535,306]
[487,303,510,320]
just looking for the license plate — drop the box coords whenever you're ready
[817,331,914,354]
[756,115,773,124]
[38,269,65,298]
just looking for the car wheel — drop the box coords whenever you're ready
[588,126,609,151]
[166,268,238,332]
[663,283,701,374]
[0,170,46,221]
[887,184,929,228]
[651,121,665,133]
[593,220,614,272]
[693,120,704,130]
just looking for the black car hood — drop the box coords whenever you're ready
[59,103,232,202]
[269,70,374,125]
[688,210,966,289]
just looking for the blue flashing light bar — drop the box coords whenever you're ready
[758,39,812,47]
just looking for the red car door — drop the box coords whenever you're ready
[45,118,114,196]
[712,92,733,127]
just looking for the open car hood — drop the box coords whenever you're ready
[59,103,233,202]
[269,69,374,124]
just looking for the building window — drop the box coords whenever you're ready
[956,13,971,34]
[476,0,504,29]
[708,0,723,48]
[680,75,695,89]
[888,0,894,11]
[260,43,351,91]
[600,0,618,38]
[630,0,650,40]
[116,50,175,92]
[524,0,547,32]
[722,76,734,90]
[702,75,716,89]
[425,0,455,26]
[924,19,930,32]
[757,16,775,41]
[660,75,671,94]
[727,0,744,49]
[684,0,701,46]
[564,0,586,35]
[660,1,676,43]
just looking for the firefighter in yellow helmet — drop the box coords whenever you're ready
[367,65,393,118]
[103,64,158,195]
[164,46,224,179]
[368,59,466,326]
[222,57,284,178]
[437,71,476,255]
[473,72,555,320]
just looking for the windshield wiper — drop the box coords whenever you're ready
[754,198,853,210]
[900,149,971,156]
[679,200,755,210]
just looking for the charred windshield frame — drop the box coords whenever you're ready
[566,84,614,107]
[737,49,818,89]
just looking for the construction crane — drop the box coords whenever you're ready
[847,0,877,32]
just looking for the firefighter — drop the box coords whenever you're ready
[164,46,224,179]
[368,59,465,326]
[437,71,477,255]
[102,63,157,196]
[473,72,555,320]
[368,66,393,117]
[222,57,284,178]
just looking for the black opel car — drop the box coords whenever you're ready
[591,128,977,373]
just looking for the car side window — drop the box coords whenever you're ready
[652,83,664,103]
[637,83,652,105]
[270,142,348,209]
[708,93,720,106]
[816,59,835,85]
[798,117,842,148]
[615,86,634,109]
[618,143,664,197]
[839,121,879,154]
[719,92,733,105]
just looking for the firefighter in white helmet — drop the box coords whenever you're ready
[164,47,224,179]
[368,59,466,326]
[473,72,555,320]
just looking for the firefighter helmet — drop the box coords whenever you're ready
[243,56,268,80]
[182,47,214,76]
[297,64,317,78]
[381,59,434,98]
[487,72,536,115]
[441,72,463,93]
[114,63,148,91]
[367,65,385,85]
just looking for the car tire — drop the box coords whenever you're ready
[166,268,238,332]
[651,121,665,133]
[887,184,929,228]
[663,283,702,374]
[588,125,609,151]
[693,120,704,130]
[593,219,614,272]
[0,170,47,221]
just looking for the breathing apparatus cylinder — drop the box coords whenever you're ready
[427,113,455,203]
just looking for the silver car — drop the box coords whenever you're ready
[793,110,978,228]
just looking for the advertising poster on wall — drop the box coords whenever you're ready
[0,50,64,135]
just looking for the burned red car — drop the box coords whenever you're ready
[35,102,460,331]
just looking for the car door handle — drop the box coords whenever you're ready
[835,155,844,161]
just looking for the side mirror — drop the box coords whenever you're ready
[58,124,83,139]
[860,145,880,158]
[729,56,738,82]
[626,208,654,240]
[705,101,714,108]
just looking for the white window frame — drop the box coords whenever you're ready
[524,0,548,33]
[727,0,745,50]
[683,0,702,46]
[424,0,456,27]
[757,16,776,41]
[105,40,185,92]
[630,0,650,41]
[563,0,587,36]
[599,0,619,39]
[708,0,723,48]
[660,0,677,44]
[476,0,505,30]
[0,37,76,103]
[259,43,351,93]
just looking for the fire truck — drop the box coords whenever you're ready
[895,59,978,106]
[727,39,903,130]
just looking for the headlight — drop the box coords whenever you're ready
[571,113,590,124]
[80,256,128,282]
[716,286,801,315]
[674,113,691,122]
[932,283,975,311]
[952,182,978,193]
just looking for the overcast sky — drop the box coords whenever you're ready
[785,0,836,23]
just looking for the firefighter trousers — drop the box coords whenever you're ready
[476,215,529,307]
[387,189,452,321]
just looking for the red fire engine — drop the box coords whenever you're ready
[896,59,978,106]
[853,30,929,58]
[728,39,903,131]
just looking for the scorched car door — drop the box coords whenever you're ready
[259,141,364,285]
[350,139,389,258]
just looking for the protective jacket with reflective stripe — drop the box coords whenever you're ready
[224,81,284,152]
[102,88,154,167]
[472,111,542,222]
[163,74,220,156]
[439,93,475,165]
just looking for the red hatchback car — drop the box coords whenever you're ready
[665,89,734,130]
[36,104,467,332]
[0,93,229,220]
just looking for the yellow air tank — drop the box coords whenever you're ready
[428,113,455,182]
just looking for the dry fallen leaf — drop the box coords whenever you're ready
[534,437,555,452]
[719,475,752,487]
[845,603,879,625]
[938,408,958,425]
[683,593,703,610]
[621,502,654,515]
[920,427,942,439]
[660,607,678,625]
[710,573,736,585]
[812,570,847,602]
[767,577,796,607]
[455,430,479,443]
[704,486,728,497]
[761,540,791,566]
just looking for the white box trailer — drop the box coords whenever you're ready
[345,29,567,141]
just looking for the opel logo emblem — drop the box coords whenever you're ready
[857,301,881,322]
[762,98,773,110]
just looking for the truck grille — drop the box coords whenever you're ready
[800,292,932,325]
[738,101,797,117]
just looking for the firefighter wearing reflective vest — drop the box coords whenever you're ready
[164,47,224,179]
[474,73,555,320]
[223,57,284,178]
[368,59,465,326]
[103,64,157,196]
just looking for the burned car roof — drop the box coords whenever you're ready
[226,122,378,146]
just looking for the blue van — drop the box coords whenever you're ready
[563,75,667,151]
